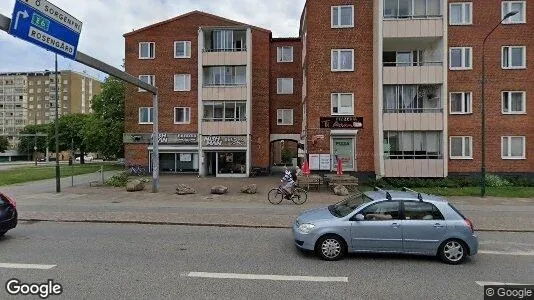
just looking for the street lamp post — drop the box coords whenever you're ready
[480,11,518,197]
[54,54,60,193]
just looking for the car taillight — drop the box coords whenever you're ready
[465,218,474,232]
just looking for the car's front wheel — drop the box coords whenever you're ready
[316,235,346,261]
[439,239,467,264]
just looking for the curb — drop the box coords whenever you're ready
[18,218,534,232]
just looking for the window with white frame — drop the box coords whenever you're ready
[203,101,246,122]
[203,66,246,86]
[449,2,472,25]
[277,109,293,125]
[138,75,155,92]
[502,91,526,114]
[332,5,354,28]
[174,41,191,58]
[449,47,472,70]
[277,46,293,62]
[502,136,526,159]
[174,74,191,91]
[139,42,155,59]
[502,1,526,24]
[331,49,354,71]
[384,0,441,18]
[450,136,472,159]
[277,78,293,94]
[331,93,354,115]
[174,107,191,124]
[450,92,472,114]
[502,46,526,69]
[139,107,153,124]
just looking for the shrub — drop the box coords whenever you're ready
[484,174,512,187]
[105,171,130,187]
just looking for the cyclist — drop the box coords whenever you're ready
[280,168,296,199]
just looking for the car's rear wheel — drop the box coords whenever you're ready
[439,239,467,264]
[316,235,346,261]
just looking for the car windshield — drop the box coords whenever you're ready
[328,193,373,218]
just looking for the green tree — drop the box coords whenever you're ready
[83,76,125,159]
[48,114,90,163]
[17,124,50,157]
[0,136,8,153]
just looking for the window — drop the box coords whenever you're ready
[450,92,472,114]
[333,138,355,170]
[383,131,442,159]
[502,46,526,69]
[449,47,472,70]
[403,201,444,220]
[174,107,191,124]
[332,5,354,28]
[277,109,293,125]
[384,85,441,113]
[277,46,293,62]
[449,2,472,25]
[174,74,191,91]
[502,1,526,24]
[203,66,246,86]
[502,136,526,159]
[450,136,472,159]
[138,75,155,92]
[502,91,526,114]
[277,78,293,94]
[331,93,354,115]
[139,107,153,124]
[203,101,246,122]
[384,0,440,18]
[174,41,191,58]
[139,42,155,59]
[359,201,400,221]
[332,49,354,71]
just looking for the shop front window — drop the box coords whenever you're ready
[218,152,247,174]
[332,138,355,170]
[158,153,199,172]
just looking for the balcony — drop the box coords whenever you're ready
[201,121,247,135]
[384,159,445,177]
[383,63,443,84]
[383,110,443,130]
[202,86,247,101]
[383,17,443,38]
[202,51,247,66]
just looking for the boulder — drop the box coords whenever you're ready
[176,184,196,195]
[241,184,257,194]
[211,185,229,195]
[126,180,145,192]
[333,185,349,196]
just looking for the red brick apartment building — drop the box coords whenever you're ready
[124,1,533,179]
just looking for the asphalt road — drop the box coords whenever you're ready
[1,222,533,300]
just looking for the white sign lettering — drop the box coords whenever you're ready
[23,0,83,33]
[28,26,74,55]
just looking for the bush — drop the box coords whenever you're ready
[105,171,130,187]
[484,174,512,187]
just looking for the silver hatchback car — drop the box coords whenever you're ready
[293,188,478,264]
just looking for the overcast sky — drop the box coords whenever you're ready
[0,0,305,80]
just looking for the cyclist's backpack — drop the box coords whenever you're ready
[291,170,297,181]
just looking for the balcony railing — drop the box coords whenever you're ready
[384,152,443,159]
[384,14,442,19]
[383,108,443,113]
[383,61,442,67]
[202,118,247,122]
[202,47,247,52]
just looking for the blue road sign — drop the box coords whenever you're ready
[8,0,82,60]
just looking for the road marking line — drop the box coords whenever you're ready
[476,281,531,286]
[185,272,348,282]
[479,250,534,256]
[0,263,56,270]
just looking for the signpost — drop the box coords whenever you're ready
[8,0,82,60]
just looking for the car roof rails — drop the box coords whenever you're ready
[374,187,392,201]
[402,187,423,201]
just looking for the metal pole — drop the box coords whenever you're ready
[54,54,60,193]
[71,137,74,187]
[152,93,159,193]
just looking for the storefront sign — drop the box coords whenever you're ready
[320,117,363,129]
[202,135,247,147]
[309,154,332,170]
[123,133,198,145]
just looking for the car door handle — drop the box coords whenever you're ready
[392,222,400,228]
[433,223,444,228]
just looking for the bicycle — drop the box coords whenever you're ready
[129,165,148,176]
[268,184,307,205]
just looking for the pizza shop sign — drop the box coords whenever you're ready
[320,117,363,129]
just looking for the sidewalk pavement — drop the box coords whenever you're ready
[4,174,534,232]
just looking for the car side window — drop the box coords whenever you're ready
[359,201,400,221]
[403,201,444,220]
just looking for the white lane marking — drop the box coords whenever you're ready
[476,281,531,286]
[479,250,534,256]
[0,263,56,270]
[185,272,348,282]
